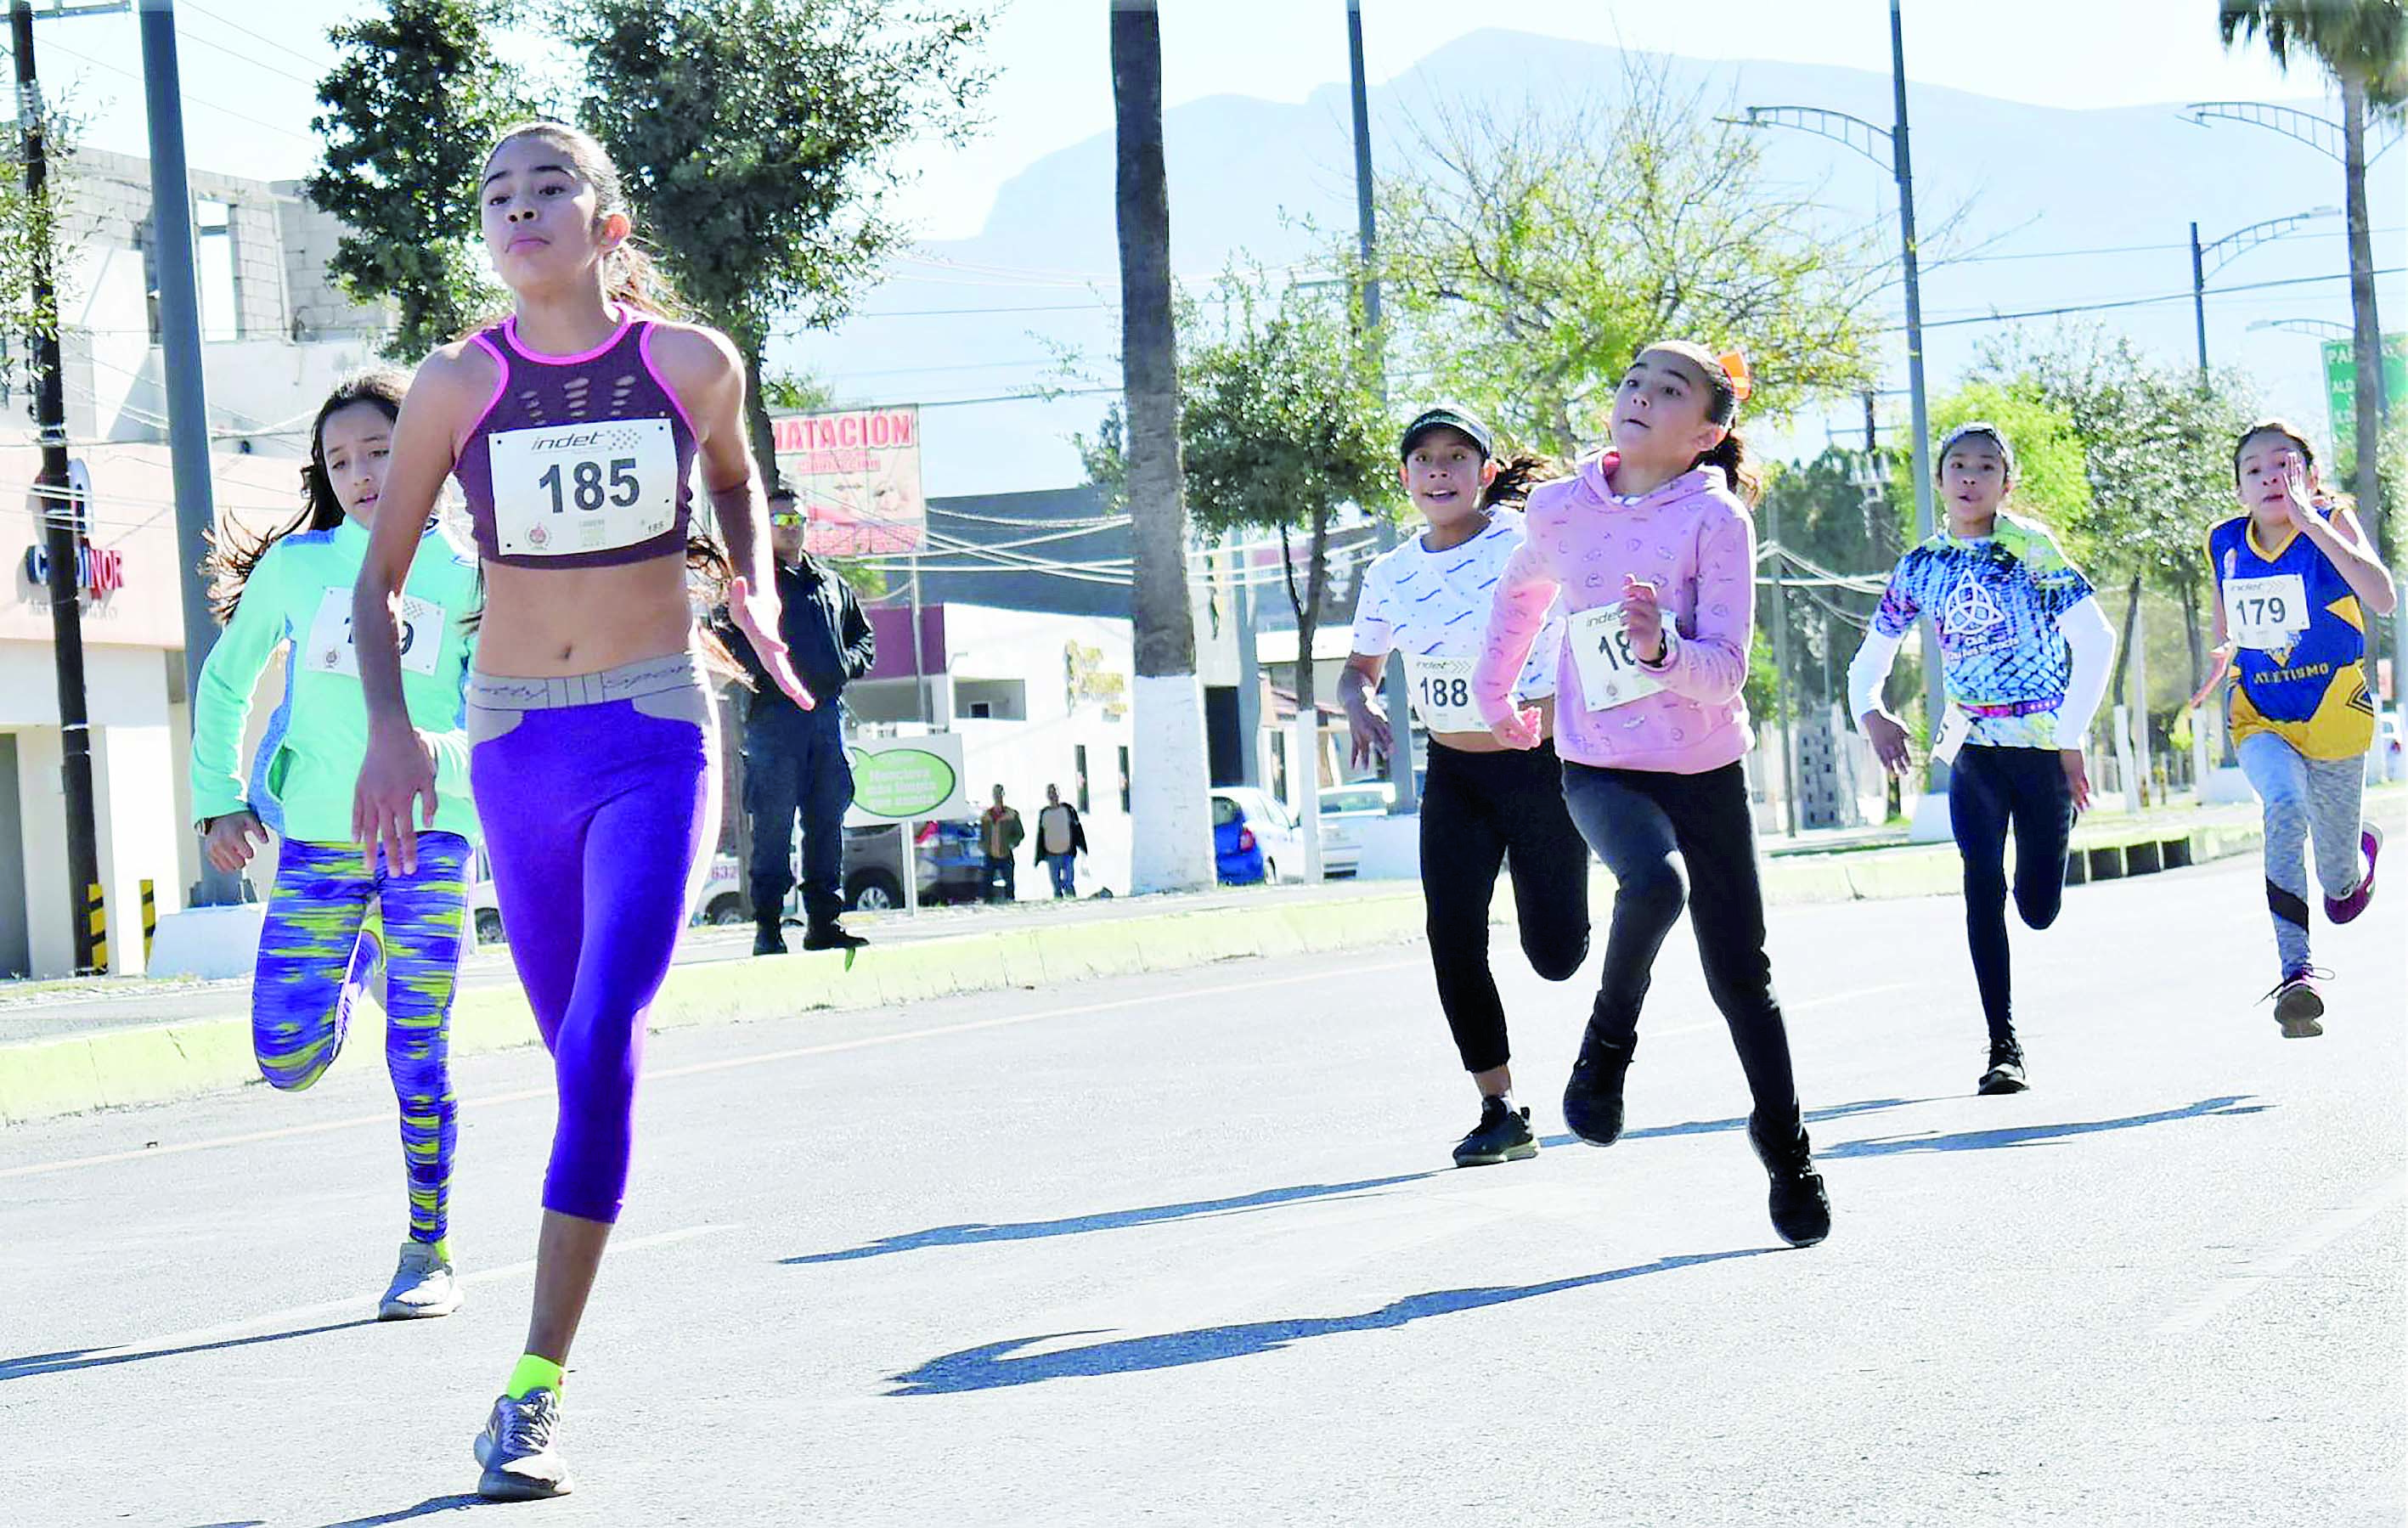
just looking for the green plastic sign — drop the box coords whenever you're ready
[849,745,962,821]
[2321,334,2407,453]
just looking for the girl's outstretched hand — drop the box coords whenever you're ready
[730,575,816,710]
[354,722,437,876]
[203,810,270,874]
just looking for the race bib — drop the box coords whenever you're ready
[2224,572,2309,652]
[1406,653,1482,733]
[487,418,678,558]
[301,587,443,679]
[1931,705,1971,765]
[1569,604,1666,712]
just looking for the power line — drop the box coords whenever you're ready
[38,35,315,145]
[1934,226,2404,267]
[171,20,320,90]
[1909,267,2405,333]
[178,0,335,79]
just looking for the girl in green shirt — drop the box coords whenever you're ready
[189,370,482,1319]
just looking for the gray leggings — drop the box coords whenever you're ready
[2236,731,2366,974]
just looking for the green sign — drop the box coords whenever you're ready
[2321,333,2408,452]
[849,744,962,821]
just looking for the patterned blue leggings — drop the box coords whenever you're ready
[251,833,471,1244]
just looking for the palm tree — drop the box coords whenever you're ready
[2219,2,2406,532]
[1110,0,1215,891]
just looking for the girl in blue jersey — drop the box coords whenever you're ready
[2206,420,2396,1035]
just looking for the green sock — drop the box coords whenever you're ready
[505,1353,564,1400]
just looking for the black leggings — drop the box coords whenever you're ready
[1559,760,1801,1130]
[1947,744,2074,1045]
[1418,740,1593,1074]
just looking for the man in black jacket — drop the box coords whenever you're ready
[723,487,877,955]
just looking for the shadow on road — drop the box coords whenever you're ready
[785,1097,1933,1267]
[314,1495,490,1526]
[0,1316,382,1383]
[886,1247,1781,1395]
[1537,1095,1935,1151]
[1820,1096,2272,1158]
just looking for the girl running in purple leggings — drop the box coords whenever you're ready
[351,121,811,1502]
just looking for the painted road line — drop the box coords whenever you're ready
[2153,1174,2407,1337]
[0,961,1416,1181]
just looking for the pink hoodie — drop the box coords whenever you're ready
[1475,454,1757,774]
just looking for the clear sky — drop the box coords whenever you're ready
[37,0,2309,242]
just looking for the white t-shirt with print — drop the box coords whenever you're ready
[1350,513,1562,733]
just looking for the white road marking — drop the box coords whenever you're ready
[2153,1174,2407,1336]
[37,1223,740,1368]
[0,961,1415,1181]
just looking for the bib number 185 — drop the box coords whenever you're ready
[536,457,644,515]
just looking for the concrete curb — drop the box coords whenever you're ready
[0,820,2267,1128]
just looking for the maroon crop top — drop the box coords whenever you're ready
[453,313,698,570]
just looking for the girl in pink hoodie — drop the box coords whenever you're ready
[1475,340,1829,1248]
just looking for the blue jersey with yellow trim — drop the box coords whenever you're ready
[1872,513,2095,748]
[2206,514,2372,760]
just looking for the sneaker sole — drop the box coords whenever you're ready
[1975,1071,2028,1096]
[1452,1140,1540,1168]
[474,1435,572,1500]
[2275,988,2326,1038]
[378,1291,462,1320]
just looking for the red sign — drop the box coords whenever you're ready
[22,538,125,600]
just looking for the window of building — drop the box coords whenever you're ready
[1074,745,1090,813]
[1118,745,1131,814]
[196,199,240,341]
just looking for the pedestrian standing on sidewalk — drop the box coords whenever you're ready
[1475,341,1830,1249]
[189,369,483,1322]
[2204,419,2394,1037]
[352,121,814,1502]
[982,785,1025,902]
[1032,783,1089,899]
[1341,404,1589,1169]
[1847,423,2116,1096]
[719,484,876,956]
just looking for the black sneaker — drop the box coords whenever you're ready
[801,923,868,952]
[1452,1097,1538,1167]
[1976,1040,2028,1096]
[1561,1027,1634,1147]
[1747,1115,1832,1248]
[752,922,787,957]
[2264,966,2327,1039]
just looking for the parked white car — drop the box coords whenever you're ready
[1315,781,1393,879]
[2369,714,2404,785]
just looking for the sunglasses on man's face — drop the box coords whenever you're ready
[770,511,803,527]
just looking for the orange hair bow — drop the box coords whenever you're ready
[1717,350,1754,403]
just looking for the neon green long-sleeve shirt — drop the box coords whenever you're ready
[189,516,482,847]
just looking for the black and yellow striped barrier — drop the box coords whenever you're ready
[141,879,157,964]
[84,881,107,975]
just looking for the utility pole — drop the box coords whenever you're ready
[138,0,243,905]
[1885,0,1943,790]
[1345,0,1415,814]
[13,1,104,971]
[1768,497,1799,838]
[2189,221,2209,387]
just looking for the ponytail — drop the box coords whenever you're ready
[602,239,690,321]
[1480,452,1558,510]
[1692,431,1762,507]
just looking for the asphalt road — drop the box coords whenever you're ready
[2,852,2400,1526]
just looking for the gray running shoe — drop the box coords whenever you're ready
[475,1389,572,1501]
[378,1240,461,1320]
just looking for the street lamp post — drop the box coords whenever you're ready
[2188,208,2338,385]
[1736,0,1944,784]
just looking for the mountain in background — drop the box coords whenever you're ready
[773,29,2403,499]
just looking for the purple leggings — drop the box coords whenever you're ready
[467,653,714,1223]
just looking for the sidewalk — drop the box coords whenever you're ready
[4,786,2394,1126]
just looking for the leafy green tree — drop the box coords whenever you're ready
[309,0,527,360]
[0,103,77,397]
[1374,57,1889,455]
[566,0,992,468]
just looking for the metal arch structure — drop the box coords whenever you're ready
[1735,105,1893,171]
[2199,209,2338,279]
[2184,101,2404,165]
[2247,318,2355,342]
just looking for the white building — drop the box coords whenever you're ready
[1,150,385,976]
